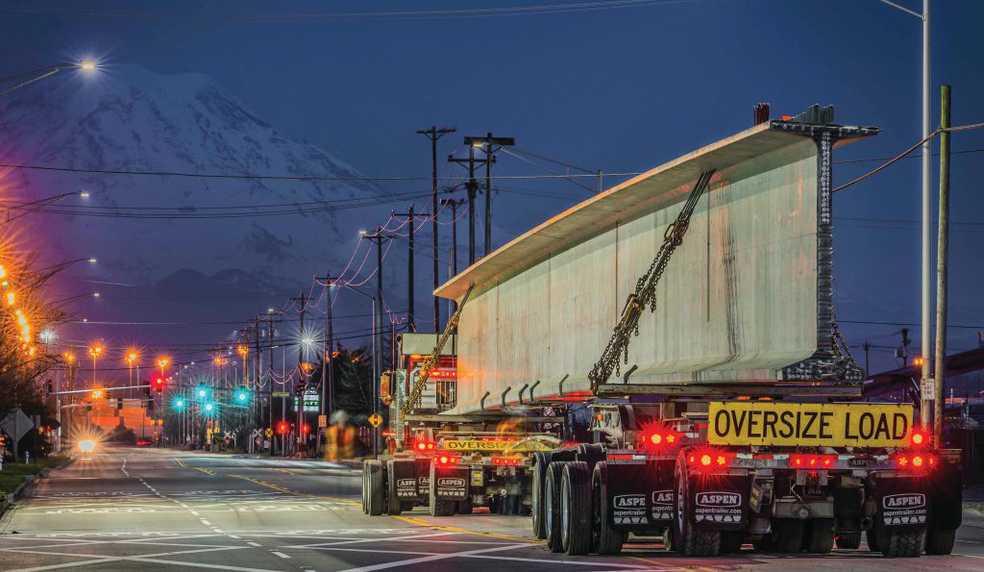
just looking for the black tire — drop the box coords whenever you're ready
[804,519,835,553]
[671,451,720,556]
[866,528,881,552]
[531,452,549,539]
[457,497,474,515]
[545,462,566,553]
[720,531,744,553]
[361,460,369,514]
[835,531,862,550]
[560,461,592,556]
[880,528,926,557]
[427,461,456,517]
[773,519,804,553]
[366,460,384,516]
[385,461,402,515]
[925,528,956,555]
[592,462,626,555]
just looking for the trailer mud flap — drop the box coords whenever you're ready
[416,458,432,497]
[692,476,749,528]
[433,467,469,500]
[606,462,675,528]
[390,460,421,500]
[874,478,929,528]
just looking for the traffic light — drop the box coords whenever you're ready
[152,376,165,393]
[203,402,216,416]
[91,388,104,399]
[195,385,210,400]
[277,421,288,434]
[235,387,250,403]
[116,398,123,410]
[173,397,186,410]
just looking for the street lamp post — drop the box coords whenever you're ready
[877,0,932,426]
[88,343,103,387]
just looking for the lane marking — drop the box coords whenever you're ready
[247,542,262,547]
[392,515,531,543]
[201,519,213,526]
[121,557,282,572]
[271,551,291,559]
[466,554,650,568]
[336,543,528,572]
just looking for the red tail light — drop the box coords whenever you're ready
[687,448,734,472]
[638,424,682,451]
[415,440,436,452]
[789,454,837,469]
[908,427,930,449]
[894,452,937,472]
[436,454,460,466]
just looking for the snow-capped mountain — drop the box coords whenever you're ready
[0,64,389,285]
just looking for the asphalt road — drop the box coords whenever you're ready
[0,447,982,572]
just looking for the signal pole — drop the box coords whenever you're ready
[417,126,456,333]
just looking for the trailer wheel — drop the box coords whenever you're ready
[544,462,566,553]
[866,528,880,552]
[925,528,956,555]
[560,461,592,555]
[385,461,402,515]
[361,460,369,514]
[835,532,862,550]
[365,460,384,516]
[804,518,835,553]
[772,519,804,553]
[592,462,626,555]
[671,451,720,556]
[880,528,926,557]
[427,460,456,517]
[720,531,744,553]
[531,452,549,539]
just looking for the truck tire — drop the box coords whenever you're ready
[560,461,592,556]
[769,519,804,553]
[361,461,369,514]
[366,460,384,516]
[720,531,744,553]
[866,528,880,552]
[576,443,606,467]
[880,528,926,558]
[925,528,956,555]
[592,462,626,555]
[835,532,862,550]
[545,462,566,553]
[428,461,456,517]
[385,461,402,516]
[804,518,835,553]
[531,452,549,539]
[671,452,720,557]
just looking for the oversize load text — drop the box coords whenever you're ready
[707,402,913,447]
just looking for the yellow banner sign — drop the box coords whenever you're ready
[707,402,913,448]
[442,439,553,452]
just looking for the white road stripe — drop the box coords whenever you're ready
[336,543,528,572]
[123,556,282,571]
[271,551,291,559]
[466,554,650,568]
[247,542,262,547]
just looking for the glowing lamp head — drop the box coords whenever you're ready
[78,439,96,453]
[204,403,214,413]
[78,59,98,73]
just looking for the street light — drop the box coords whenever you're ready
[876,0,932,426]
[88,342,104,385]
[0,58,100,98]
[126,349,139,390]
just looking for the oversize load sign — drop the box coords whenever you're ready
[708,402,913,447]
[443,439,552,452]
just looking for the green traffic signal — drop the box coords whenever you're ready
[235,387,250,402]
[174,398,186,410]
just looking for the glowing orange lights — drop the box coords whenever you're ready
[5,291,14,306]
[88,343,104,358]
[157,356,171,369]
[125,350,139,365]
[63,351,76,364]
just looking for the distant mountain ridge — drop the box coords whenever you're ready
[0,64,388,286]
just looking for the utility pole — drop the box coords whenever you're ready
[449,146,489,265]
[440,197,464,319]
[315,273,336,455]
[932,83,951,445]
[393,206,431,332]
[417,126,456,333]
[464,133,515,256]
[290,291,308,455]
[361,227,396,456]
[253,316,262,451]
[266,312,276,455]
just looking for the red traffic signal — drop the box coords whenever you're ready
[152,376,165,393]
[277,421,289,434]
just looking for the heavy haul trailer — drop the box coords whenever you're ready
[431,106,963,557]
[361,332,564,517]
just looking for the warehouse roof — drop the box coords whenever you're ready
[434,119,876,301]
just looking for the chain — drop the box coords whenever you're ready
[401,283,475,416]
[589,170,714,390]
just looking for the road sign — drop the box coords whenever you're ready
[265,428,273,438]
[368,413,383,428]
[318,414,328,428]
[272,391,290,398]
